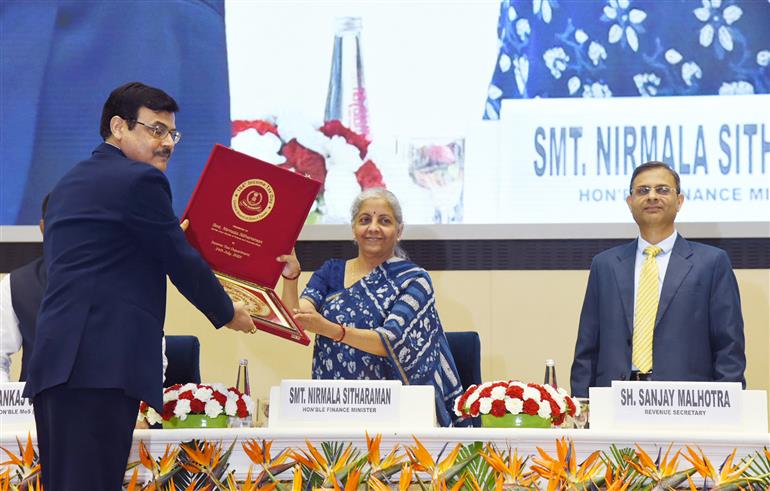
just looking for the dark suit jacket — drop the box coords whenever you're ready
[570,235,746,397]
[23,143,233,410]
[9,256,46,381]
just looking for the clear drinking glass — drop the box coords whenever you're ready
[573,397,590,429]
[406,137,465,223]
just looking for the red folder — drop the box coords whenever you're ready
[182,144,321,345]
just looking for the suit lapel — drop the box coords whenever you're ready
[611,240,637,333]
[656,235,693,325]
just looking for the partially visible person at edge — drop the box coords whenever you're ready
[278,188,470,427]
[22,81,255,491]
[570,161,746,397]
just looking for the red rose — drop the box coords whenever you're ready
[552,413,565,426]
[522,399,540,416]
[236,398,248,418]
[549,400,561,418]
[162,401,177,421]
[479,386,493,398]
[231,119,279,137]
[281,139,327,188]
[490,399,507,417]
[169,384,182,391]
[506,385,524,399]
[535,387,550,400]
[178,390,194,401]
[355,160,385,190]
[139,401,148,413]
[212,391,227,406]
[190,399,205,414]
[469,400,481,417]
[455,390,473,417]
[320,120,370,158]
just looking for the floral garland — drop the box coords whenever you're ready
[137,383,254,425]
[454,380,578,426]
[231,117,386,223]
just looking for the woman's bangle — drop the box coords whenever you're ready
[333,323,346,343]
[282,270,301,281]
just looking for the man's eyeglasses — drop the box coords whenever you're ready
[631,185,676,197]
[133,120,182,144]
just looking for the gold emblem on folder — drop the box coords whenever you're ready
[232,179,275,222]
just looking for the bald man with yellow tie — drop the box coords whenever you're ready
[570,161,746,397]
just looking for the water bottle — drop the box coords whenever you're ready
[231,358,252,427]
[323,16,370,138]
[236,358,251,396]
[544,359,558,389]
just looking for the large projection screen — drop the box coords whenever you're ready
[1,1,768,241]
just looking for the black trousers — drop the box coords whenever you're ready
[33,386,139,491]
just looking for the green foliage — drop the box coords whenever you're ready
[456,442,494,491]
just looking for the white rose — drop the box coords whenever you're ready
[145,408,163,426]
[174,399,191,420]
[180,383,198,393]
[163,390,179,403]
[538,400,552,419]
[491,386,507,400]
[505,398,523,415]
[242,394,256,414]
[276,114,329,156]
[479,397,493,414]
[225,399,239,417]
[205,400,224,418]
[231,129,286,165]
[193,387,213,402]
[523,387,541,401]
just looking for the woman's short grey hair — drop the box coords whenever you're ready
[349,188,408,259]
[349,188,404,226]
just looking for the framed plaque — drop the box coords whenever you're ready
[182,144,321,345]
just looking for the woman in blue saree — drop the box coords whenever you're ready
[279,189,469,427]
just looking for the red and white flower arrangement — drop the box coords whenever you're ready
[231,117,386,223]
[454,380,580,426]
[138,383,254,426]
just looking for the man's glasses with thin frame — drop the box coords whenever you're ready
[133,120,182,144]
[631,185,676,197]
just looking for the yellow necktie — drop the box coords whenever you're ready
[632,245,663,374]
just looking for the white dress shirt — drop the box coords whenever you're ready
[0,274,23,383]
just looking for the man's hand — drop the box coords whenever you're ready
[225,301,256,334]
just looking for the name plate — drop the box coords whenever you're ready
[278,379,401,426]
[611,381,741,429]
[0,382,35,429]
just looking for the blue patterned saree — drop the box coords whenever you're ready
[301,257,469,427]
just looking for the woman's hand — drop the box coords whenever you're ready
[276,248,301,280]
[293,308,338,338]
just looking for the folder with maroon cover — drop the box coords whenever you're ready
[182,144,320,345]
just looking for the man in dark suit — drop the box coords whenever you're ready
[0,195,48,382]
[570,161,746,397]
[23,82,254,490]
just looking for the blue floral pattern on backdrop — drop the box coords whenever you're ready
[484,0,770,119]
